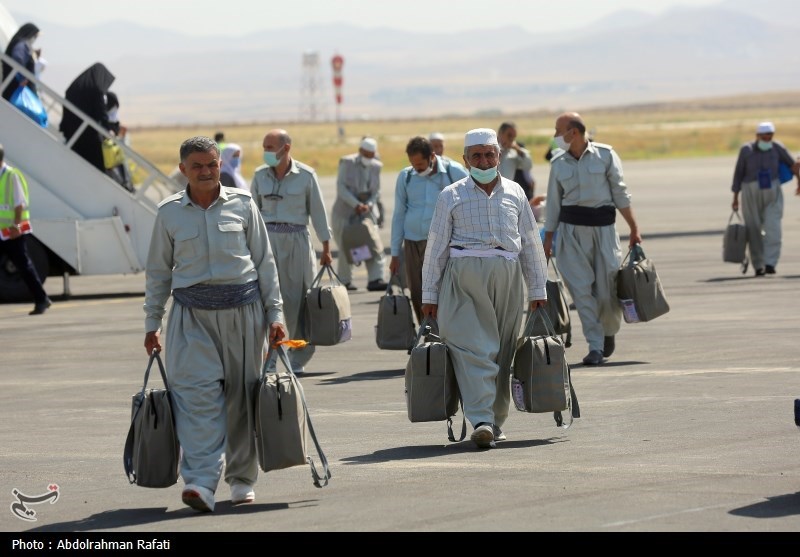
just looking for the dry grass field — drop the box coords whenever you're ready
[126,90,800,179]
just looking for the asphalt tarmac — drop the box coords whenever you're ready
[1,156,799,538]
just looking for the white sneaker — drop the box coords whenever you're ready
[230,482,255,504]
[182,484,215,512]
[470,424,495,449]
[492,425,507,441]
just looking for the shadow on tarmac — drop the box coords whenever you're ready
[319,369,404,384]
[341,437,566,463]
[23,500,319,532]
[728,491,800,519]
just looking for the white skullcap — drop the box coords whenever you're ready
[360,137,378,153]
[464,128,499,148]
[429,132,444,141]
[756,121,775,134]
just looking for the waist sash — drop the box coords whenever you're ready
[172,281,260,310]
[559,205,616,226]
[266,222,306,233]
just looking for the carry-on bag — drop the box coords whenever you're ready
[529,256,572,347]
[304,264,352,346]
[405,319,466,441]
[254,345,330,488]
[375,274,417,351]
[123,350,181,488]
[342,213,384,265]
[617,244,670,323]
[512,307,579,429]
[722,210,749,273]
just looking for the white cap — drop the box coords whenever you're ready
[360,137,378,153]
[429,132,444,141]
[756,121,775,134]
[464,128,499,148]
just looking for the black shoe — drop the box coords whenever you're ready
[343,283,358,291]
[582,350,604,365]
[765,265,776,275]
[367,279,388,292]
[755,268,766,277]
[29,298,52,315]
[603,335,615,358]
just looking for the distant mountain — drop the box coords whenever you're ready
[9,4,800,126]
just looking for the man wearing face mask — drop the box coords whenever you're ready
[731,121,800,276]
[251,129,333,373]
[543,112,642,366]
[331,137,387,292]
[391,136,468,323]
[421,128,547,448]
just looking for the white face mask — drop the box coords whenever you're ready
[554,134,571,151]
[359,156,372,167]
[417,159,435,177]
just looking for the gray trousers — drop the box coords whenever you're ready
[555,223,622,353]
[267,228,316,368]
[166,300,265,492]
[741,178,783,270]
[438,256,525,429]
[403,239,426,324]
[331,213,386,285]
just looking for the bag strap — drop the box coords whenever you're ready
[554,365,580,429]
[386,273,405,296]
[273,345,331,488]
[446,399,467,442]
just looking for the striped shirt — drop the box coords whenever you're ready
[421,175,548,304]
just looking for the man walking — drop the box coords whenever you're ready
[251,129,333,372]
[498,121,535,200]
[143,136,286,512]
[421,128,547,449]
[542,112,642,366]
[0,144,52,315]
[731,121,800,276]
[331,137,387,292]
[391,136,468,322]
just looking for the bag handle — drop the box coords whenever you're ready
[308,264,347,292]
[522,305,557,338]
[447,399,467,443]
[268,345,332,488]
[622,243,646,269]
[140,349,170,394]
[385,273,406,295]
[728,210,744,225]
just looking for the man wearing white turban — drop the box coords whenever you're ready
[331,137,388,291]
[731,121,800,276]
[421,128,548,449]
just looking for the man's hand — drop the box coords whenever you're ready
[144,331,161,355]
[355,203,370,215]
[732,193,740,211]
[268,322,287,347]
[529,299,547,312]
[320,241,332,266]
[542,231,554,260]
[389,256,400,276]
[421,303,438,320]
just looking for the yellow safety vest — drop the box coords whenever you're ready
[0,166,30,228]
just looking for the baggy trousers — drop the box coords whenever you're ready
[403,239,427,324]
[438,256,524,429]
[555,222,622,353]
[741,178,783,270]
[267,228,316,368]
[166,299,266,492]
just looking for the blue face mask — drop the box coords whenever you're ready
[263,147,283,167]
[757,140,772,152]
[470,165,498,184]
[230,158,241,169]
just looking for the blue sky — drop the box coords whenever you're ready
[2,0,721,36]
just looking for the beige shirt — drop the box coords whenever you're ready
[250,158,332,242]
[544,142,632,232]
[498,145,533,180]
[143,186,284,333]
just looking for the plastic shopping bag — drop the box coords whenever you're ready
[10,85,48,128]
